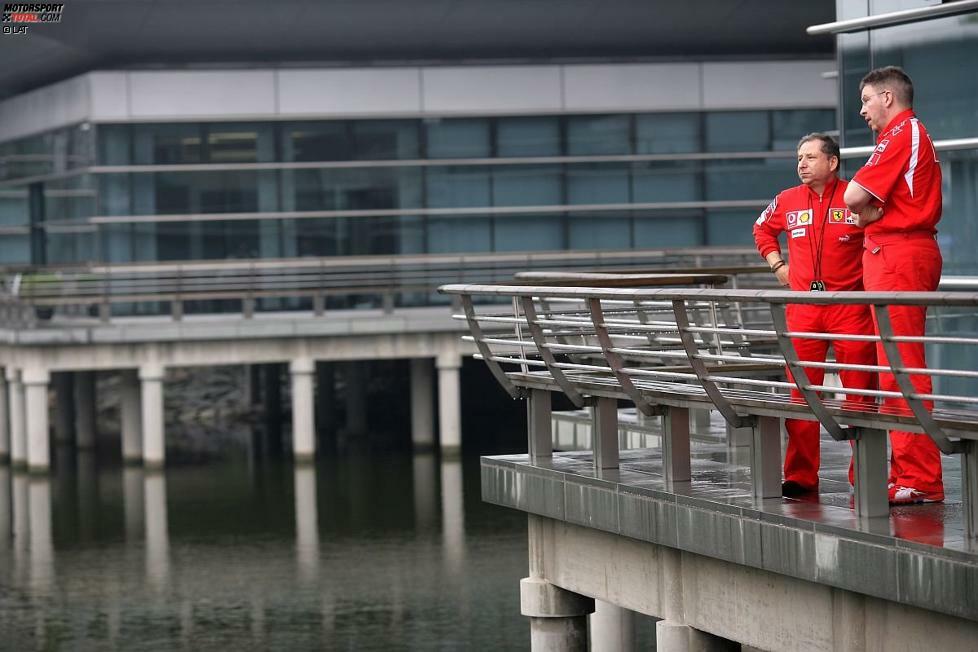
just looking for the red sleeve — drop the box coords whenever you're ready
[752,193,786,259]
[850,130,907,203]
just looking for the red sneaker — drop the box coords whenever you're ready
[888,485,944,505]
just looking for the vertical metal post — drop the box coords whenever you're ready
[852,428,889,519]
[592,397,619,470]
[960,440,978,545]
[528,390,552,464]
[662,406,691,485]
[751,416,781,499]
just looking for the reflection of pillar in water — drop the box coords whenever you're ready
[180,600,194,648]
[144,472,170,588]
[123,466,145,542]
[0,466,11,548]
[12,472,29,585]
[28,478,53,592]
[76,450,98,541]
[440,458,466,573]
[293,465,320,581]
[413,452,437,531]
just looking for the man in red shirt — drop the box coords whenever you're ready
[754,133,876,497]
[844,66,944,505]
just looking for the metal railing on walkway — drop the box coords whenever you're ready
[0,247,766,326]
[439,280,978,538]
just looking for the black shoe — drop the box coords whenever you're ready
[781,480,816,497]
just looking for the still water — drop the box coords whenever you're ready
[0,448,533,650]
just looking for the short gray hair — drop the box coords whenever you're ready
[797,133,840,161]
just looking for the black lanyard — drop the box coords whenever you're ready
[806,180,837,285]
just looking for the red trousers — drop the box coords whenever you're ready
[783,303,877,489]
[863,237,944,494]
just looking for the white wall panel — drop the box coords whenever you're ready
[88,72,129,121]
[563,63,702,112]
[421,66,562,114]
[703,61,836,110]
[0,75,89,142]
[277,68,422,116]
[127,71,277,119]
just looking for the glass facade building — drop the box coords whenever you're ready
[836,0,978,274]
[1,107,834,266]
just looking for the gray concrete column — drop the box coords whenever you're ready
[290,358,316,463]
[0,371,8,463]
[52,372,74,446]
[74,370,97,450]
[524,515,594,651]
[139,364,165,469]
[436,355,461,456]
[7,368,26,468]
[119,369,143,464]
[656,621,691,652]
[22,367,50,473]
[590,600,636,652]
[409,358,434,451]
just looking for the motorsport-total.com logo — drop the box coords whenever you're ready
[1,3,65,35]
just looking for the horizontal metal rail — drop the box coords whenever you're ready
[807,0,978,35]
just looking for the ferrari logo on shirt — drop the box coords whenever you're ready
[830,208,846,223]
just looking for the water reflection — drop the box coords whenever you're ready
[0,450,529,649]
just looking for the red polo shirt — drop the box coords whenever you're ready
[850,109,942,235]
[753,178,865,292]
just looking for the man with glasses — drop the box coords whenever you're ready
[844,66,945,505]
[753,133,876,497]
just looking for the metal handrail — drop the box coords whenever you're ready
[807,0,978,35]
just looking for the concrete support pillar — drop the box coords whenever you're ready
[524,515,594,651]
[409,358,434,451]
[139,364,165,470]
[528,390,552,463]
[23,367,50,473]
[74,371,97,450]
[662,406,691,486]
[853,427,889,521]
[590,600,635,652]
[751,416,782,500]
[0,371,9,463]
[289,358,316,463]
[592,397,619,471]
[436,355,461,456]
[7,368,26,468]
[52,372,74,446]
[120,370,143,464]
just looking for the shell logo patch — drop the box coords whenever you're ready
[786,210,812,227]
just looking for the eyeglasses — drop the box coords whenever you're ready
[860,90,890,106]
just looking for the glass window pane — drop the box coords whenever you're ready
[492,165,562,207]
[286,122,352,162]
[133,124,203,164]
[426,166,490,208]
[352,120,420,160]
[771,110,836,151]
[567,115,631,155]
[705,209,757,246]
[634,212,702,248]
[566,164,629,204]
[496,117,561,157]
[425,119,490,158]
[704,158,796,201]
[427,217,492,253]
[98,125,131,165]
[705,111,770,152]
[494,215,564,252]
[635,113,700,154]
[632,162,699,203]
[568,213,630,249]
